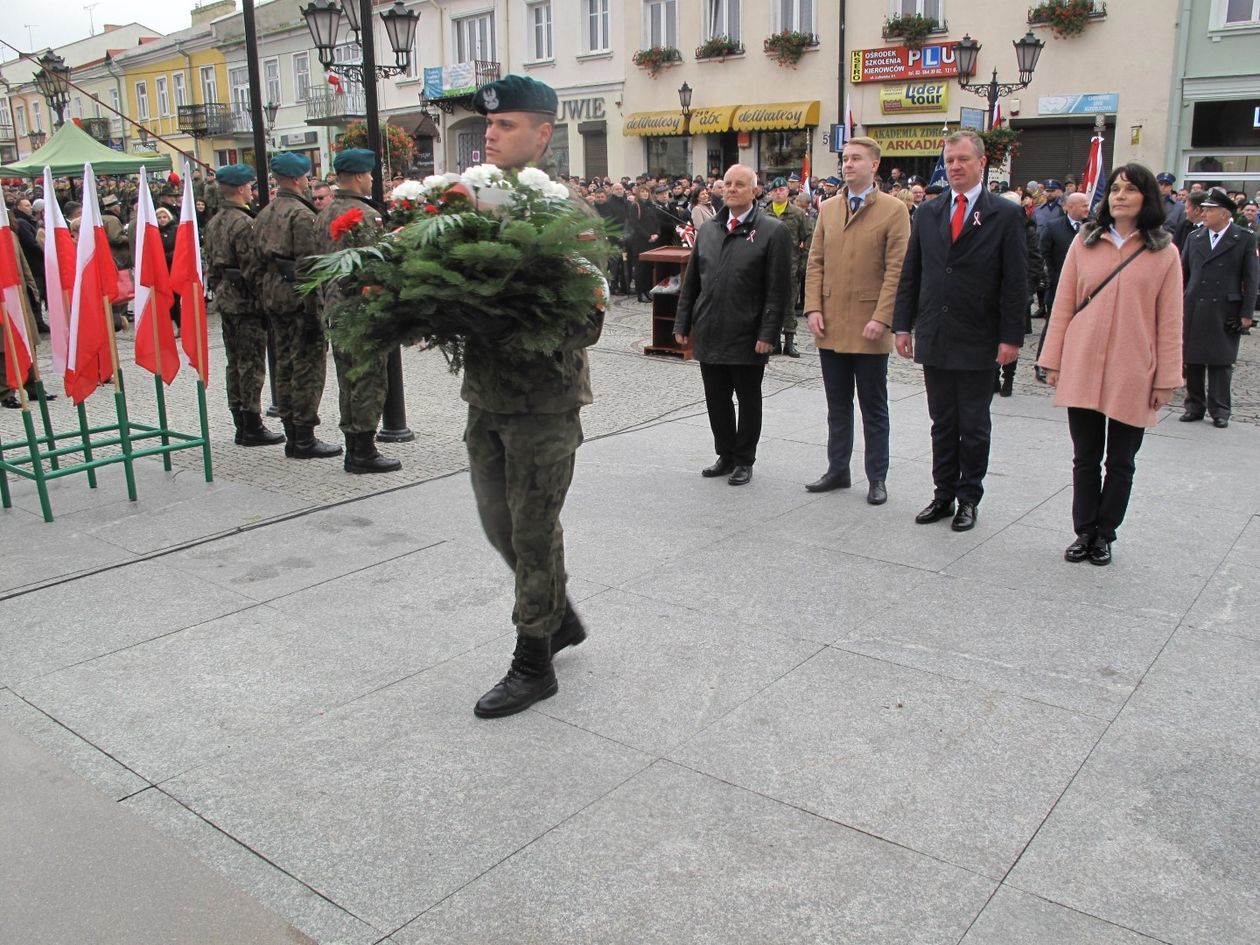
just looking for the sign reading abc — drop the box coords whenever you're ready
[880,82,949,115]
[851,43,964,83]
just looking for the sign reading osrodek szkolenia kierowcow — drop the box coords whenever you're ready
[851,44,965,84]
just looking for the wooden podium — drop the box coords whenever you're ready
[640,245,693,360]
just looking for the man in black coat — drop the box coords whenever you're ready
[674,164,792,486]
[892,130,1028,531]
[1173,190,1206,253]
[1034,191,1090,381]
[1180,188,1258,428]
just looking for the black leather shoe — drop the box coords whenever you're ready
[999,371,1014,398]
[701,457,736,478]
[474,635,557,718]
[866,480,887,505]
[951,502,978,532]
[1064,533,1093,563]
[915,498,955,524]
[1213,417,1229,428]
[805,470,851,493]
[1087,535,1112,566]
[552,600,587,655]
[782,333,800,358]
[728,465,752,486]
[1178,411,1203,422]
[636,294,652,303]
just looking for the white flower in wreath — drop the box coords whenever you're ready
[543,181,571,200]
[390,180,426,202]
[462,164,505,189]
[422,174,449,191]
[515,166,551,192]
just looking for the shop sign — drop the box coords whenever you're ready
[623,110,685,136]
[731,100,820,131]
[281,131,318,147]
[867,122,958,157]
[880,82,949,115]
[851,43,963,83]
[1038,93,1119,115]
[559,98,606,122]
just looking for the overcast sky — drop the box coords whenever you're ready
[0,0,197,56]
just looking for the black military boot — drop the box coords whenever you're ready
[239,411,286,447]
[551,598,587,654]
[281,419,296,458]
[290,424,343,459]
[783,332,800,358]
[344,431,401,474]
[230,408,244,445]
[474,634,557,718]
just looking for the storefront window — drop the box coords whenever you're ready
[646,136,690,177]
[759,129,809,179]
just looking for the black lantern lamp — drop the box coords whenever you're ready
[955,34,980,86]
[1013,31,1045,83]
[34,50,72,128]
[381,1,420,68]
[300,0,344,70]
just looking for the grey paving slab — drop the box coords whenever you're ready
[0,722,315,945]
[669,648,1106,877]
[620,530,934,645]
[961,886,1166,945]
[0,560,257,686]
[434,588,822,755]
[1184,515,1260,640]
[124,788,382,945]
[837,572,1177,719]
[0,689,149,800]
[161,670,651,932]
[0,523,135,594]
[395,760,996,945]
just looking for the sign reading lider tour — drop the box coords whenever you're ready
[851,43,966,84]
[880,82,949,115]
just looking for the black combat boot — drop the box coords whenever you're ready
[290,424,343,459]
[230,407,244,445]
[239,411,286,447]
[344,431,401,474]
[782,332,800,358]
[281,419,296,457]
[551,598,587,654]
[474,634,557,718]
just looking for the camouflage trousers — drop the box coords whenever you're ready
[220,312,268,413]
[466,406,582,639]
[329,341,388,435]
[270,311,327,427]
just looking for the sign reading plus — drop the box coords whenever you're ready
[851,43,966,84]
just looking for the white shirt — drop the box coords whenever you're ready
[1107,226,1139,249]
[727,206,752,230]
[1207,224,1229,250]
[847,184,875,211]
[949,182,984,220]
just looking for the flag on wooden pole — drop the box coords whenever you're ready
[1081,131,1106,216]
[65,164,120,404]
[42,165,76,376]
[169,161,207,382]
[0,198,33,390]
[133,168,180,384]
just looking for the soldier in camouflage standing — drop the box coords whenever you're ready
[312,147,401,474]
[761,176,811,357]
[252,152,342,460]
[202,163,284,448]
[463,75,605,719]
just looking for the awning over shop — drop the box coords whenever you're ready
[387,110,440,138]
[623,110,685,137]
[688,105,738,134]
[732,100,821,131]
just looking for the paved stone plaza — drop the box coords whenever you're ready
[1,299,1258,944]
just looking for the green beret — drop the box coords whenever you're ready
[333,148,376,173]
[473,74,558,118]
[270,151,312,177]
[769,177,789,190]
[216,163,257,186]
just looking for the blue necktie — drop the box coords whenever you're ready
[850,196,862,214]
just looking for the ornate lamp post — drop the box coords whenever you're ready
[33,50,72,130]
[955,31,1045,183]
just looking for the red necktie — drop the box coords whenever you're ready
[728,215,739,234]
[951,193,967,242]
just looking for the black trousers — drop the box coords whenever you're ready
[923,366,995,505]
[1067,407,1145,542]
[819,350,889,481]
[700,362,766,467]
[1183,363,1233,420]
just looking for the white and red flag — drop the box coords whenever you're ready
[992,100,1004,129]
[1081,131,1107,216]
[844,93,856,142]
[168,162,208,383]
[65,163,120,404]
[0,198,33,391]
[132,168,179,384]
[42,165,76,375]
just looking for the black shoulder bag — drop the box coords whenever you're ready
[1074,245,1148,315]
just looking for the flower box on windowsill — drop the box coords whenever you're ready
[881,16,948,49]
[763,31,820,68]
[695,36,745,62]
[1027,1,1107,39]
[632,46,683,77]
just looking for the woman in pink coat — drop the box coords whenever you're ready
[1038,163,1183,566]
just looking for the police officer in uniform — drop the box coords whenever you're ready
[203,163,284,447]
[460,75,606,719]
[253,151,342,460]
[312,147,402,474]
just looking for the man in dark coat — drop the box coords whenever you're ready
[1172,191,1207,254]
[1158,172,1186,235]
[1034,191,1090,381]
[1179,188,1258,428]
[674,164,793,486]
[892,130,1028,532]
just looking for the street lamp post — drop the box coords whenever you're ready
[303,0,419,443]
[678,82,693,178]
[955,31,1045,184]
[33,50,72,130]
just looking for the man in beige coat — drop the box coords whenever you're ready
[803,137,910,505]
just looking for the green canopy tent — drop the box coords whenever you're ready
[0,120,173,178]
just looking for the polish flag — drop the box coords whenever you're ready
[42,165,76,375]
[1081,131,1106,216]
[0,198,33,391]
[66,164,120,404]
[844,93,856,141]
[992,100,1004,129]
[800,151,812,198]
[168,161,207,382]
[133,168,179,384]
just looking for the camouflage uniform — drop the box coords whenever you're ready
[312,191,390,435]
[203,204,267,413]
[252,188,327,428]
[761,199,811,334]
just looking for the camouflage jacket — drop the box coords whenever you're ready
[101,212,132,269]
[203,204,262,316]
[252,189,319,315]
[761,199,811,280]
[312,191,387,310]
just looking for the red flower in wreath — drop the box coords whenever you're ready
[330,207,365,242]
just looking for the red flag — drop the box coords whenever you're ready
[169,161,207,382]
[133,169,180,384]
[43,165,76,375]
[0,200,33,390]
[66,164,120,404]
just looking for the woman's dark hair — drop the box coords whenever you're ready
[1095,163,1165,231]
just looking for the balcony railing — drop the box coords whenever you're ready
[0,120,15,144]
[178,103,233,137]
[230,106,255,135]
[304,89,367,126]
